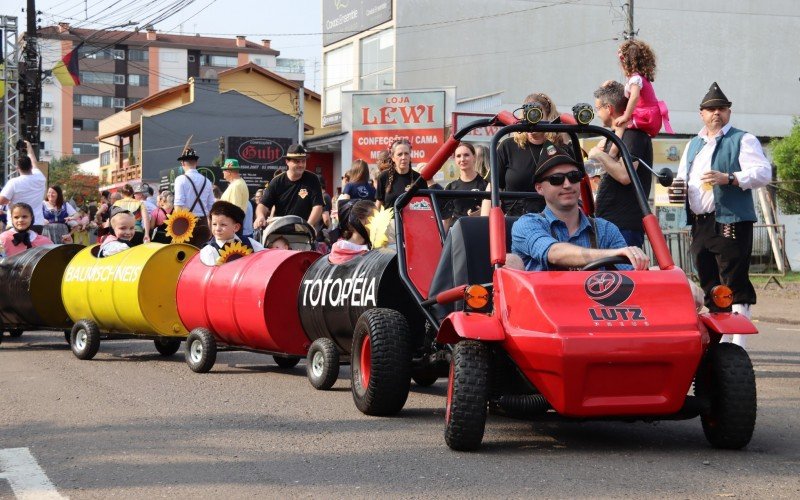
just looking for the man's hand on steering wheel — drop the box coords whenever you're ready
[617,246,650,270]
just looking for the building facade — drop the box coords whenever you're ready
[36,23,304,164]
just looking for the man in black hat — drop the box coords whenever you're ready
[677,82,771,348]
[254,144,323,229]
[511,142,649,272]
[174,148,215,245]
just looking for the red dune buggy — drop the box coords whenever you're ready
[377,108,757,451]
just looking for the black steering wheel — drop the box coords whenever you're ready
[580,255,631,271]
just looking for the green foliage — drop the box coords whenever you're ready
[46,155,100,207]
[770,117,800,214]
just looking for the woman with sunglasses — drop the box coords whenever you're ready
[481,92,571,216]
[375,139,421,210]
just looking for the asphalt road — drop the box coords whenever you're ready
[1,322,798,499]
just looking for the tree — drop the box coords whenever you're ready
[46,155,100,207]
[770,117,800,214]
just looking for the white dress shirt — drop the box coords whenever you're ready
[677,124,772,215]
[174,169,215,217]
[199,235,264,266]
[0,167,47,226]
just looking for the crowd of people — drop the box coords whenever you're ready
[0,39,771,350]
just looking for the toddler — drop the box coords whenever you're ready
[200,201,264,266]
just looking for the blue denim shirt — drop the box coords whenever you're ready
[511,207,629,271]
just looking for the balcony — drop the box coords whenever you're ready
[111,161,142,184]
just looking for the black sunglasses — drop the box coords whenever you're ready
[543,170,584,186]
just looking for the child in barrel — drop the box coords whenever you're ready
[98,207,141,257]
[328,200,380,264]
[0,202,67,258]
[200,201,264,266]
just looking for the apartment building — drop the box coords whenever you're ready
[36,23,304,163]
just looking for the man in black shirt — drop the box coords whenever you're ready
[589,81,654,247]
[255,144,323,228]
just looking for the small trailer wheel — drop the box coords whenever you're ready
[154,338,182,356]
[273,355,301,369]
[185,328,217,373]
[306,338,340,390]
[71,319,101,360]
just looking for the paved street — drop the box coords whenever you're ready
[1,322,798,499]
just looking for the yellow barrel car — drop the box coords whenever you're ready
[61,243,197,360]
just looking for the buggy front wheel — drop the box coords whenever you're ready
[444,340,490,451]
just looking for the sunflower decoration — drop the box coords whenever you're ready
[216,240,253,265]
[165,207,197,244]
[366,206,394,249]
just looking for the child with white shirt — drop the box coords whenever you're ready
[98,207,140,257]
[200,201,264,266]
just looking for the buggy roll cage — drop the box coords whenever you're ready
[392,110,676,330]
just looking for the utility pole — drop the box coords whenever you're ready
[624,0,636,39]
[19,0,41,156]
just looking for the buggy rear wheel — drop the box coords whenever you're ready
[71,319,100,360]
[445,340,490,451]
[351,308,412,416]
[185,328,217,373]
[695,342,757,449]
[306,338,340,390]
[154,338,181,356]
[273,355,301,369]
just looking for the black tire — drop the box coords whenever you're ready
[273,355,301,369]
[444,340,490,451]
[695,342,757,449]
[154,338,182,356]
[306,338,340,390]
[9,329,23,338]
[351,308,412,416]
[71,319,101,360]
[185,328,217,373]
[412,371,439,387]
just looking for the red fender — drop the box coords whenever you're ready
[699,312,758,335]
[436,312,505,345]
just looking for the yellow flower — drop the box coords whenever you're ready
[216,240,253,265]
[366,206,394,249]
[165,207,197,244]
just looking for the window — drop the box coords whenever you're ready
[114,74,126,85]
[78,45,112,59]
[80,71,115,84]
[100,151,111,166]
[128,49,149,61]
[73,143,99,155]
[113,49,125,60]
[73,94,107,107]
[73,119,99,131]
[360,29,394,91]
[127,97,141,106]
[201,54,237,67]
[323,44,354,116]
[113,97,126,108]
[128,74,149,86]
[40,116,54,126]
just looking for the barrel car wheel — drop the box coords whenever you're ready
[351,308,412,416]
[71,319,101,360]
[154,338,182,357]
[9,329,23,338]
[695,342,757,449]
[445,340,490,451]
[273,355,301,369]
[185,328,217,373]
[306,338,340,390]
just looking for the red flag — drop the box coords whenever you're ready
[52,43,83,86]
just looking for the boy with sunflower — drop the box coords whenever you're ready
[200,201,264,266]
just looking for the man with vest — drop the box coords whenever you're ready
[677,83,771,348]
[511,141,649,271]
[174,148,215,246]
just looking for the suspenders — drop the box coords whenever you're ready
[186,174,208,217]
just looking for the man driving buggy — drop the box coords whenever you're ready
[510,142,649,271]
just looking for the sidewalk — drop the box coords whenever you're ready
[751,282,800,325]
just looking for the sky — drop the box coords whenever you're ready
[13,0,324,90]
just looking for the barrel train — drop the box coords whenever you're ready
[0,109,759,452]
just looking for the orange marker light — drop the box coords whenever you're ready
[464,285,490,310]
[711,285,734,309]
